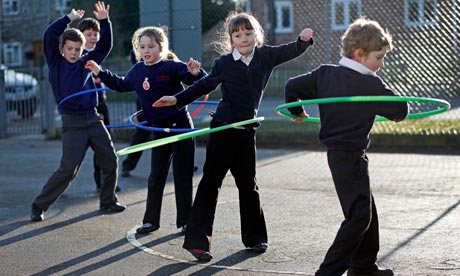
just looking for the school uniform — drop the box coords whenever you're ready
[97,59,206,228]
[32,15,120,211]
[172,37,313,251]
[284,57,409,276]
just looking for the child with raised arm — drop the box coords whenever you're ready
[153,11,313,261]
[284,18,408,276]
[86,26,206,234]
[31,1,126,222]
[76,17,120,194]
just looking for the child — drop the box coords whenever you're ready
[86,26,206,234]
[31,1,126,222]
[153,11,313,261]
[284,18,408,276]
[76,17,120,193]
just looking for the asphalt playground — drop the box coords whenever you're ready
[0,136,460,276]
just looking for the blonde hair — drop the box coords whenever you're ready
[214,11,265,55]
[131,26,178,61]
[341,17,393,58]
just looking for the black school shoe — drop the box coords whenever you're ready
[248,243,268,253]
[348,267,394,276]
[30,203,44,222]
[187,249,213,262]
[99,201,126,212]
[136,223,159,234]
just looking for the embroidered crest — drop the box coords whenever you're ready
[143,77,150,91]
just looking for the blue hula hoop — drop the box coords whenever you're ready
[129,110,202,133]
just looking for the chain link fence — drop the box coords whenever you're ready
[2,0,459,144]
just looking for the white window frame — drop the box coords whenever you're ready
[274,0,294,34]
[55,0,72,11]
[331,0,362,31]
[2,0,20,16]
[4,42,23,67]
[404,0,438,27]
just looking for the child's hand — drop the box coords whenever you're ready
[153,96,177,107]
[187,58,201,76]
[93,1,110,20]
[292,111,309,123]
[85,60,101,75]
[299,28,313,42]
[67,9,85,21]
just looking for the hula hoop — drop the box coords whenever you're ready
[57,87,111,109]
[275,96,451,123]
[117,117,265,155]
[129,110,201,133]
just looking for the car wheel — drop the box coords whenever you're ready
[17,97,37,119]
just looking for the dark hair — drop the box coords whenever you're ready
[214,11,265,55]
[76,18,100,33]
[59,28,86,47]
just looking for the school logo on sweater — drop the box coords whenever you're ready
[157,75,171,81]
[143,77,150,91]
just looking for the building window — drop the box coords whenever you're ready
[55,0,72,11]
[274,1,294,34]
[4,42,22,66]
[404,0,437,27]
[2,0,20,16]
[331,0,362,31]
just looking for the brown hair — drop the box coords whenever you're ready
[214,11,265,55]
[341,17,393,58]
[59,28,86,47]
[131,26,177,61]
[76,17,100,33]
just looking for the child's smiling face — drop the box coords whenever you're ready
[231,27,256,57]
[139,36,162,65]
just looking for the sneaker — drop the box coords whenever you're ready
[187,249,213,262]
[248,243,268,253]
[30,203,44,222]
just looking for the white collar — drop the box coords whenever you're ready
[339,56,376,76]
[232,48,254,66]
[144,58,163,66]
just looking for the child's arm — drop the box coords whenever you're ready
[284,71,318,121]
[84,2,112,64]
[43,9,85,65]
[85,60,133,92]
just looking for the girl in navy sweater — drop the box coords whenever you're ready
[31,2,126,222]
[86,26,206,234]
[154,12,313,261]
[285,18,408,276]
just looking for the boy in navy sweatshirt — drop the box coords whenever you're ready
[31,1,125,222]
[284,18,408,276]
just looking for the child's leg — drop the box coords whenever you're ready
[33,116,90,211]
[172,137,195,228]
[316,150,374,276]
[183,130,232,251]
[88,119,118,206]
[230,129,267,248]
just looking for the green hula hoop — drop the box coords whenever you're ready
[275,96,451,123]
[117,117,265,156]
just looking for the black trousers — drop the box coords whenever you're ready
[142,118,195,228]
[94,100,111,188]
[315,150,379,276]
[34,113,118,210]
[183,123,267,251]
[121,99,152,172]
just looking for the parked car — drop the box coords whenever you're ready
[2,65,39,118]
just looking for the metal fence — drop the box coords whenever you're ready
[1,0,459,141]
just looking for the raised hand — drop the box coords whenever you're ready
[299,28,313,42]
[67,9,85,21]
[93,1,110,20]
[187,58,201,76]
